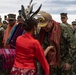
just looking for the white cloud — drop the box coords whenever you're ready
[53,0,76,1]
[66,5,76,11]
[0,0,76,14]
[0,0,76,22]
[52,14,76,24]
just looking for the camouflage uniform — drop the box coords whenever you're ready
[74,30,76,38]
[40,32,58,75]
[60,23,76,75]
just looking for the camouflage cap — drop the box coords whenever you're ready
[60,13,67,18]
[18,10,21,13]
[18,10,21,15]
[8,14,16,20]
[72,20,76,25]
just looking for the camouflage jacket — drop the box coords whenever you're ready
[60,23,76,64]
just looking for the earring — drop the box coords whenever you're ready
[34,30,37,35]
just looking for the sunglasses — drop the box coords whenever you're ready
[61,17,66,19]
[8,19,14,21]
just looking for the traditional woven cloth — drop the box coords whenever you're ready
[0,49,15,71]
[38,21,61,67]
[10,67,36,75]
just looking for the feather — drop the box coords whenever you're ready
[29,0,33,5]
[21,0,42,20]
[25,0,33,16]
[31,4,42,17]
[21,5,26,20]
[29,3,37,14]
[25,6,30,15]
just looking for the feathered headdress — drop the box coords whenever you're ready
[21,0,42,21]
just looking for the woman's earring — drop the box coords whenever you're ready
[34,30,37,35]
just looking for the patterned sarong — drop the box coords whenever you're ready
[10,67,36,75]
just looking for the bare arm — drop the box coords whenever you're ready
[44,46,54,56]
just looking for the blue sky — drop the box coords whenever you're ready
[0,0,76,23]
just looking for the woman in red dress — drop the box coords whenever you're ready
[10,12,51,75]
[10,3,54,75]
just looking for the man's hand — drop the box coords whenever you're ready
[64,63,71,71]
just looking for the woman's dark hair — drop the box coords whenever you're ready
[22,17,38,31]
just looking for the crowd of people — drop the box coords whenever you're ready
[0,0,76,75]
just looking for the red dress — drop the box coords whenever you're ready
[10,32,49,75]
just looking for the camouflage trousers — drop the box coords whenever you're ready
[71,61,76,75]
[37,62,76,75]
[60,69,76,75]
[59,61,76,75]
[37,62,60,75]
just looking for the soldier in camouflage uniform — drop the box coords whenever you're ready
[60,13,72,27]
[72,20,76,38]
[37,11,61,75]
[71,20,76,75]
[60,13,76,75]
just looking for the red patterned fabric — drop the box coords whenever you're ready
[48,21,61,66]
[38,20,61,67]
[10,67,36,75]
